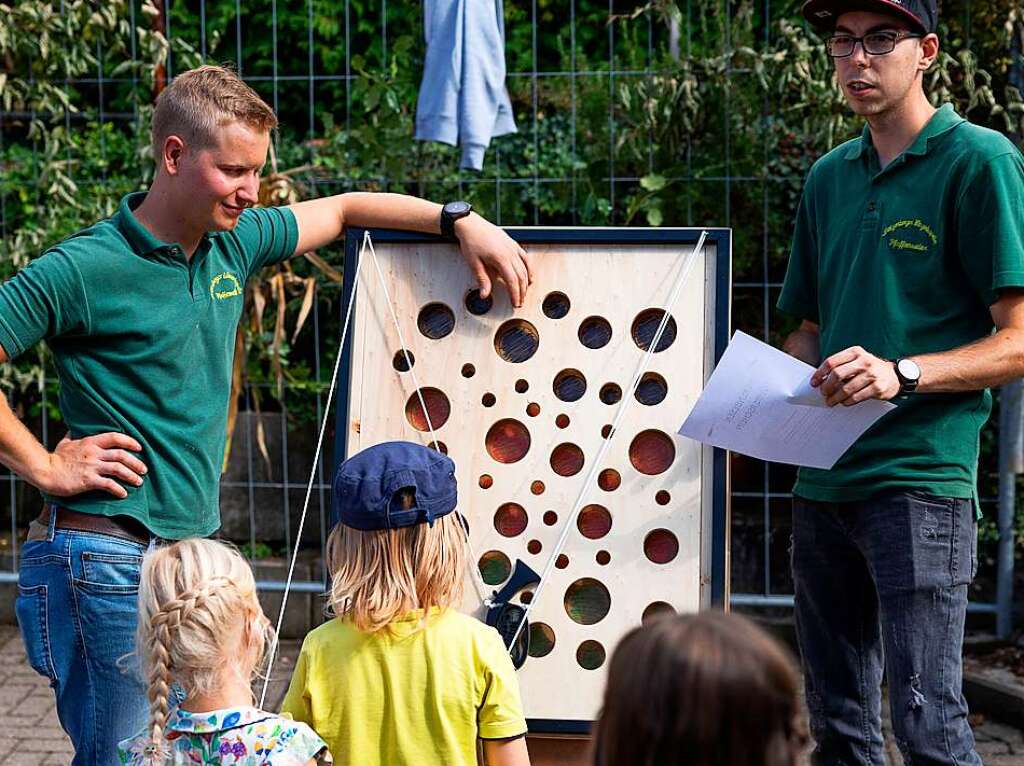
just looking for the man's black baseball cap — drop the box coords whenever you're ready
[802,0,937,35]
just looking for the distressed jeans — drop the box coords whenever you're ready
[792,492,982,766]
[15,510,150,766]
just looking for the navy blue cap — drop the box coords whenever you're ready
[331,441,458,531]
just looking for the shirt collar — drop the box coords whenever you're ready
[113,191,213,259]
[167,706,276,734]
[843,104,965,162]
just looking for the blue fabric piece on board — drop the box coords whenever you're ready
[415,0,517,171]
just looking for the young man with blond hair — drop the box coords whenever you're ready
[0,65,533,764]
[780,1,1024,763]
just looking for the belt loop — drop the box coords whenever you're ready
[47,504,58,541]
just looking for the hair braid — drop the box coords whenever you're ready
[139,576,234,764]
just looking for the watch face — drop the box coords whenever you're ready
[897,358,921,381]
[445,201,472,216]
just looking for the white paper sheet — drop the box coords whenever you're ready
[678,331,896,469]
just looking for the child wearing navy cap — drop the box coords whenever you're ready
[280,441,531,766]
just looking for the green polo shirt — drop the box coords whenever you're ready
[0,192,298,538]
[778,105,1024,503]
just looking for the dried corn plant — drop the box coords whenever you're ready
[221,144,343,474]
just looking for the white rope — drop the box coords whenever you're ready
[258,247,364,708]
[506,230,709,653]
[360,231,490,601]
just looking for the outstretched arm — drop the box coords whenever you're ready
[288,193,534,306]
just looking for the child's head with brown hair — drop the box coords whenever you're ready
[327,441,468,632]
[135,538,272,760]
[593,610,807,766]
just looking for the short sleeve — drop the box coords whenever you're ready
[777,171,820,323]
[476,629,528,740]
[280,641,315,727]
[957,152,1024,306]
[234,205,300,278]
[269,719,332,765]
[0,248,89,360]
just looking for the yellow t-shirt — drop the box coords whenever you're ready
[280,607,527,766]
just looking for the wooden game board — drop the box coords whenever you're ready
[336,227,731,734]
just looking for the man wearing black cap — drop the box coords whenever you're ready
[778,1,1024,763]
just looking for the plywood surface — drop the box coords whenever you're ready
[346,238,717,724]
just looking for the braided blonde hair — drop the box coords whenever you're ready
[136,538,273,763]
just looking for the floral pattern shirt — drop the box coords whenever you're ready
[118,705,331,765]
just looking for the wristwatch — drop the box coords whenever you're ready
[893,358,921,394]
[440,201,473,238]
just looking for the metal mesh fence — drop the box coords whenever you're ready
[0,0,1013,623]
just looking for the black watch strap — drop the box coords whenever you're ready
[440,201,472,238]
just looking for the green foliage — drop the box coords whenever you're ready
[3,0,1024,569]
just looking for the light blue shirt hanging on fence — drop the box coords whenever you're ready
[415,0,517,171]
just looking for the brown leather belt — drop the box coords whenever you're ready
[39,505,152,546]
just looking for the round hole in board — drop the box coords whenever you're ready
[629,429,676,475]
[543,511,558,526]
[599,383,622,405]
[494,319,539,363]
[392,350,415,372]
[531,480,545,495]
[596,550,611,566]
[556,414,570,429]
[655,490,671,506]
[635,372,668,405]
[428,441,447,455]
[576,640,607,670]
[515,379,529,394]
[461,363,476,378]
[550,443,585,477]
[494,503,528,537]
[598,469,621,492]
[553,369,587,403]
[482,392,496,407]
[631,308,677,352]
[542,291,571,319]
[555,553,570,569]
[520,591,534,604]
[465,288,493,316]
[417,302,456,339]
[479,474,493,489]
[478,550,512,586]
[564,578,611,626]
[485,419,531,464]
[601,424,615,440]
[642,601,676,624]
[529,623,556,658]
[644,528,680,564]
[526,402,541,417]
[527,539,542,555]
[577,504,612,540]
[404,388,451,431]
[578,316,613,350]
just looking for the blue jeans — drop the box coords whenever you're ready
[792,492,981,766]
[15,511,150,766]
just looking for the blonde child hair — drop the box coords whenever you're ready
[326,507,468,633]
[135,538,273,759]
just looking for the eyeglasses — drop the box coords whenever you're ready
[826,30,924,58]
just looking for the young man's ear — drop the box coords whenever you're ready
[919,33,940,71]
[161,135,187,176]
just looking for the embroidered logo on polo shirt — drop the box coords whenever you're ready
[210,272,243,300]
[882,219,937,254]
